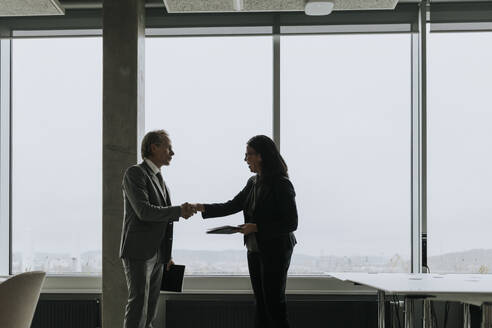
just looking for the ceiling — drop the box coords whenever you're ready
[163,0,399,13]
[0,0,64,16]
[0,0,490,17]
[58,0,492,9]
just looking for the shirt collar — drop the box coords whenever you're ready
[144,158,160,176]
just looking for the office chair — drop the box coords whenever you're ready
[0,271,46,328]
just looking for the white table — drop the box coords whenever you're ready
[328,272,492,328]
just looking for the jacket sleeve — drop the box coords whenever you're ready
[256,178,298,234]
[123,166,181,223]
[202,177,254,219]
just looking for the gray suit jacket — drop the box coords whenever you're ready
[119,161,181,263]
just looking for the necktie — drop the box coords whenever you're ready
[155,172,167,200]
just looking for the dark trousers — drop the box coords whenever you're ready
[122,252,163,328]
[247,246,293,328]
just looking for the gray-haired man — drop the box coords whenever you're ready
[119,129,195,328]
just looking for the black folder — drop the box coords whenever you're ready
[161,264,185,292]
[206,225,241,234]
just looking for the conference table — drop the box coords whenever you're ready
[327,272,492,328]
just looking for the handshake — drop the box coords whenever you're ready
[179,203,204,219]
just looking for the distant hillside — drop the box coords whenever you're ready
[174,248,492,274]
[11,248,492,274]
[428,249,492,274]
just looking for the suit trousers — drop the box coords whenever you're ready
[247,246,293,328]
[122,252,163,328]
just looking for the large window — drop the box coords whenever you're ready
[428,32,492,273]
[5,30,437,277]
[281,34,412,273]
[1,8,490,286]
[12,38,102,274]
[145,36,272,274]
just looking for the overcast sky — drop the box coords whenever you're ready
[9,31,492,271]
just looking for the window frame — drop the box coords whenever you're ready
[8,36,103,276]
[0,39,11,276]
[3,2,489,291]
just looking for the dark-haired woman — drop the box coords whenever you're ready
[194,135,298,328]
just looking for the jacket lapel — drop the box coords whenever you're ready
[254,180,271,214]
[140,162,167,203]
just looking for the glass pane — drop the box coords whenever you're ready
[146,36,272,275]
[12,38,102,274]
[428,32,492,274]
[281,34,411,273]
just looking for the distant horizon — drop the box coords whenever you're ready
[12,247,492,260]
[12,248,492,275]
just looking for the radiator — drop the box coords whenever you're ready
[166,299,378,328]
[31,299,101,328]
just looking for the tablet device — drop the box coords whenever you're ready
[206,225,241,234]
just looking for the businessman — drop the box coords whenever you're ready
[119,129,196,328]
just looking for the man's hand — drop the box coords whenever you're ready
[190,203,205,212]
[180,202,197,219]
[166,259,175,271]
[239,223,257,235]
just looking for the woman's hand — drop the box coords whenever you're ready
[239,223,258,235]
[191,203,205,212]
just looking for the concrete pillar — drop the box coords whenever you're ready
[102,0,146,327]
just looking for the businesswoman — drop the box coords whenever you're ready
[195,135,298,328]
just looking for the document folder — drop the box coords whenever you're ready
[161,264,185,292]
[206,225,241,234]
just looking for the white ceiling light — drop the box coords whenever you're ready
[305,0,334,16]
[233,0,243,11]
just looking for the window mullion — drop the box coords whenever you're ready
[0,39,12,276]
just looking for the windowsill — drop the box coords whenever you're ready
[0,274,376,295]
[176,275,375,295]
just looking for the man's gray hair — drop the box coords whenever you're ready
[141,130,169,159]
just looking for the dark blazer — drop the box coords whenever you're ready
[119,161,181,263]
[203,175,298,252]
